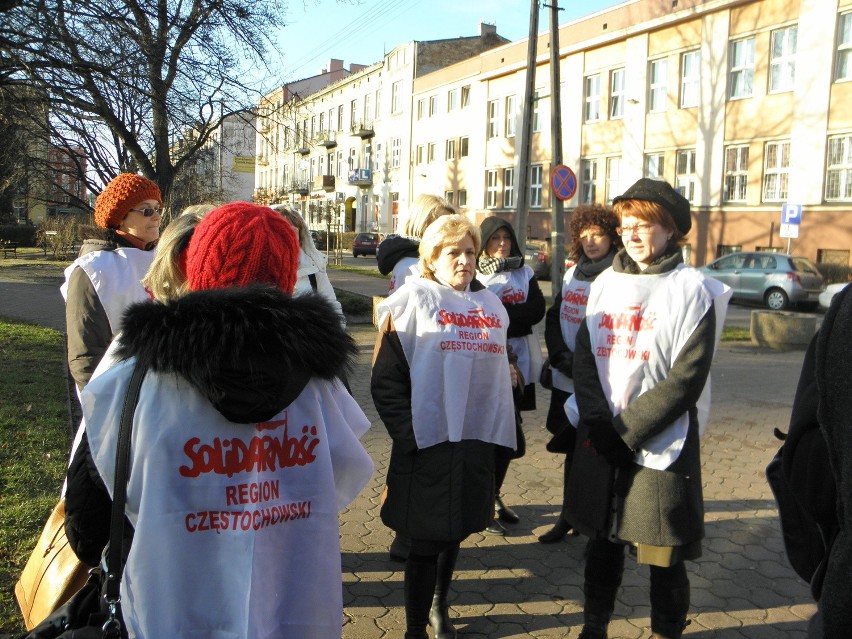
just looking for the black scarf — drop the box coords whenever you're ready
[574,250,616,282]
[477,255,524,275]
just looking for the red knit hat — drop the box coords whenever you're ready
[185,202,299,294]
[94,173,162,229]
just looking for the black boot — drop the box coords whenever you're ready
[580,539,624,639]
[429,545,459,639]
[538,517,572,543]
[405,553,437,639]
[496,495,519,524]
[650,564,690,639]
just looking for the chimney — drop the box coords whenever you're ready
[328,59,344,72]
[480,22,496,37]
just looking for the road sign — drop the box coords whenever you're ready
[780,223,800,239]
[551,165,577,201]
[781,203,802,225]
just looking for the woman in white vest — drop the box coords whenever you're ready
[538,205,621,544]
[61,173,161,390]
[372,214,516,639]
[568,179,731,639]
[64,202,374,639]
[377,193,455,295]
[476,216,545,534]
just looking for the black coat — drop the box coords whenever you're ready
[370,280,495,542]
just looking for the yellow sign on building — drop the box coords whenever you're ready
[232,156,256,173]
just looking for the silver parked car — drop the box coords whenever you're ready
[700,251,825,311]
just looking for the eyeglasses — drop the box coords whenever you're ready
[617,222,655,237]
[129,207,162,217]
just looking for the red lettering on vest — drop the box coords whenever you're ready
[436,308,502,329]
[597,306,656,332]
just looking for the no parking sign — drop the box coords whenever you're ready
[551,165,577,201]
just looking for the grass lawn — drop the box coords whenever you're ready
[0,317,70,633]
[0,248,69,286]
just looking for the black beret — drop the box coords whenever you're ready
[612,178,691,235]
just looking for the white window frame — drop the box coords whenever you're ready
[762,140,790,202]
[488,99,500,138]
[415,145,425,165]
[458,189,468,206]
[391,138,401,168]
[610,68,625,119]
[680,51,700,108]
[529,164,543,208]
[581,159,597,204]
[486,170,498,208]
[445,190,454,204]
[391,81,402,113]
[724,145,749,202]
[649,58,668,113]
[606,156,621,202]
[503,168,515,209]
[459,136,469,157]
[729,37,755,100]
[825,134,852,201]
[417,98,426,120]
[429,95,437,117]
[770,26,797,94]
[676,149,697,202]
[505,95,516,137]
[532,89,543,132]
[448,89,459,111]
[461,85,471,108]
[445,139,456,160]
[584,74,601,122]
[836,13,852,81]
[363,94,372,122]
[645,153,665,180]
[427,142,436,163]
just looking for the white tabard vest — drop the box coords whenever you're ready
[580,264,730,470]
[81,360,374,639]
[377,278,517,450]
[478,265,542,384]
[388,256,420,294]
[552,265,594,393]
[60,248,155,335]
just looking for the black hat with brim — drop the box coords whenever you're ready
[612,178,691,234]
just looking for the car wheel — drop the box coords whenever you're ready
[765,288,789,310]
[353,251,358,258]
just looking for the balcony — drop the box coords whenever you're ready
[288,181,310,195]
[315,131,337,148]
[350,120,375,138]
[257,157,269,166]
[314,175,335,192]
[348,168,372,187]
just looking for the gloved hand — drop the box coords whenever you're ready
[588,420,634,467]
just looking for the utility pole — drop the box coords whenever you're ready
[513,0,540,249]
[546,0,566,285]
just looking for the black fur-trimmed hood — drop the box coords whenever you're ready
[116,286,357,424]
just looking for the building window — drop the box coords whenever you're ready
[350,100,357,127]
[445,190,455,204]
[446,139,456,160]
[826,134,852,201]
[581,160,597,204]
[676,149,697,202]
[532,89,543,132]
[645,153,665,180]
[417,98,426,120]
[610,68,625,119]
[337,151,344,177]
[429,95,437,117]
[680,51,700,108]
[530,164,543,208]
[337,105,343,130]
[648,58,668,112]
[448,89,459,111]
[584,74,601,122]
[486,170,498,208]
[503,168,515,208]
[770,26,797,93]
[606,156,621,202]
[391,138,401,168]
[724,145,749,202]
[391,81,402,113]
[505,95,516,137]
[415,145,425,165]
[364,94,372,122]
[459,136,469,157]
[427,142,436,163]
[729,37,755,99]
[458,189,467,206]
[837,13,852,81]
[461,85,471,107]
[319,112,325,132]
[488,99,500,138]
[763,140,790,201]
[375,90,381,118]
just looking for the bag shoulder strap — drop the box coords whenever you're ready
[103,362,146,604]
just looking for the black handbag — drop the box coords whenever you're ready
[19,363,146,639]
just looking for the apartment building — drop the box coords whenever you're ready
[254,26,508,233]
[413,0,852,268]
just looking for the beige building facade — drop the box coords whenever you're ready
[413,0,852,268]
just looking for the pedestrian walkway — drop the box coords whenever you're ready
[0,270,817,638]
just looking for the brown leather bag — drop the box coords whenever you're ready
[15,499,90,630]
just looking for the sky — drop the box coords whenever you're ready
[269,0,622,85]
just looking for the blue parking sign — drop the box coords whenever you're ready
[782,203,802,225]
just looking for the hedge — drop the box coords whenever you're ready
[0,225,38,246]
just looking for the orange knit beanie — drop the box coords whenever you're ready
[185,202,299,294]
[94,173,162,229]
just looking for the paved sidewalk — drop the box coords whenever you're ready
[0,272,817,638]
